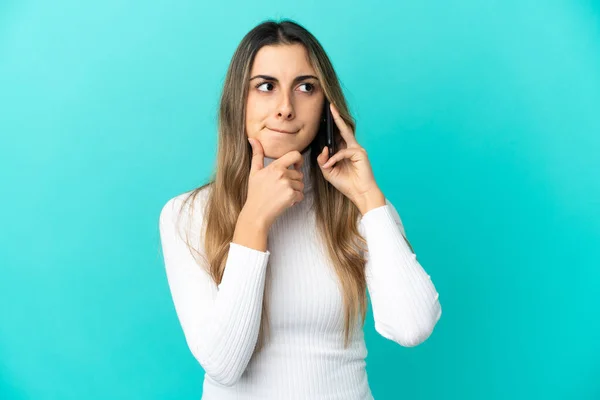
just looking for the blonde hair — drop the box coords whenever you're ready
[179,19,368,350]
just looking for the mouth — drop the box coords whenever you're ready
[267,127,299,134]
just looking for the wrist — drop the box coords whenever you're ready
[239,207,270,234]
[232,208,270,252]
[355,188,386,215]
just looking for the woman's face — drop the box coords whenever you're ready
[245,43,325,158]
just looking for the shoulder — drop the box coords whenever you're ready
[159,184,213,235]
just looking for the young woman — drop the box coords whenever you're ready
[159,19,442,400]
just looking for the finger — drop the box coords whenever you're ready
[293,160,302,172]
[288,179,304,192]
[330,103,359,148]
[274,150,303,171]
[290,190,305,207]
[248,138,264,172]
[317,145,329,166]
[321,148,355,169]
[283,168,303,182]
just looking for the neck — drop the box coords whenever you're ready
[263,147,313,192]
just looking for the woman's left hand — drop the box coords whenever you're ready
[317,102,385,214]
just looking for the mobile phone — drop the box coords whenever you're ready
[324,99,336,156]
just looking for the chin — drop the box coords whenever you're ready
[254,131,314,158]
[259,141,295,158]
[263,147,292,159]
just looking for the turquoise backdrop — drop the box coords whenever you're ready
[1,1,599,399]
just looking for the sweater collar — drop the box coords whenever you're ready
[263,146,313,192]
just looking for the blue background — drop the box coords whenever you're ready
[1,1,599,399]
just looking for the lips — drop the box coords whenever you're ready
[267,127,298,134]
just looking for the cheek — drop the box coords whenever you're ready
[307,100,324,124]
[246,95,267,123]
[306,110,322,130]
[301,117,321,141]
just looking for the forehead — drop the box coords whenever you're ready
[250,44,315,76]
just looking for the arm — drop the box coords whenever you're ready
[158,196,270,386]
[359,197,442,347]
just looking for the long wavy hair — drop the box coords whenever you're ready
[177,19,368,350]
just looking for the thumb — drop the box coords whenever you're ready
[248,138,264,172]
[317,145,329,166]
[318,146,331,174]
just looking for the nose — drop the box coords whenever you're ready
[276,93,295,120]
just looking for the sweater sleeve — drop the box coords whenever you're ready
[158,196,270,386]
[359,197,442,347]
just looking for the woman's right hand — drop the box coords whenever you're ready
[244,138,305,230]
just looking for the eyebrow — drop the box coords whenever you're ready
[249,74,319,83]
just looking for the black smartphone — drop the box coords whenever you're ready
[323,98,336,156]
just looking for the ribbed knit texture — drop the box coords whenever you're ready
[159,147,442,399]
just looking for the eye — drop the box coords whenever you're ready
[256,81,274,92]
[299,83,315,93]
[255,81,316,93]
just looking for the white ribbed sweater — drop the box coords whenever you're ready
[159,147,442,399]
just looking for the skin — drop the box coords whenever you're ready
[244,43,386,215]
[245,43,324,159]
